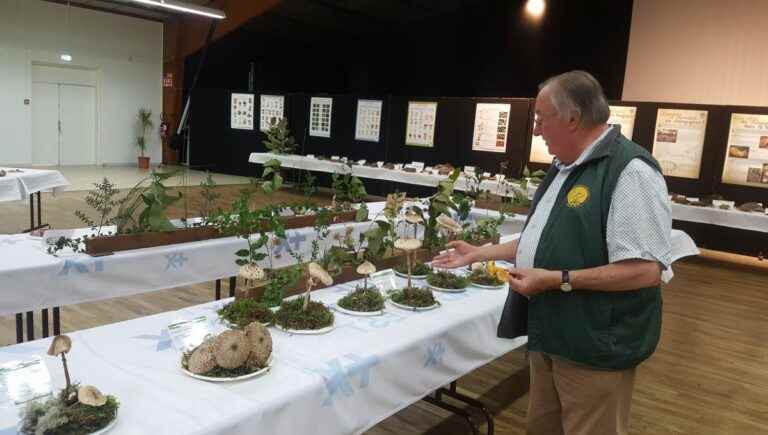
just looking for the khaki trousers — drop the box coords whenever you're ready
[526,352,636,435]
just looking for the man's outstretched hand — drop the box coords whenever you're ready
[431,241,478,269]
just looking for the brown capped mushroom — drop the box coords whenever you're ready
[244,322,273,368]
[394,238,422,252]
[405,211,423,225]
[47,335,71,356]
[356,261,376,276]
[436,214,462,234]
[213,330,250,369]
[187,340,216,374]
[308,262,333,287]
[77,385,107,407]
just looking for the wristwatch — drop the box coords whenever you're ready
[560,270,572,292]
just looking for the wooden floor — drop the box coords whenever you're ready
[1,184,767,434]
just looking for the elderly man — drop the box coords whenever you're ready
[433,70,671,435]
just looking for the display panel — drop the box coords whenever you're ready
[405,101,437,147]
[309,97,333,138]
[259,95,285,132]
[722,113,768,188]
[355,99,382,142]
[230,93,254,130]
[652,108,708,179]
[472,103,511,153]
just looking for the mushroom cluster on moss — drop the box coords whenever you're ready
[187,322,273,375]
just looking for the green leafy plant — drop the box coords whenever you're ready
[426,270,469,290]
[113,170,181,234]
[261,159,283,195]
[199,171,220,221]
[416,169,460,249]
[331,170,367,204]
[461,214,504,244]
[262,265,302,308]
[507,166,546,208]
[74,178,119,236]
[262,117,296,154]
[136,107,153,157]
[297,170,318,198]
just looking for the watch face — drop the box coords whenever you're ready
[560,282,572,292]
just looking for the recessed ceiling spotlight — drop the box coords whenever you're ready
[525,0,545,18]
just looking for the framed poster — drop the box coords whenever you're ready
[355,99,382,142]
[405,101,437,147]
[722,113,768,188]
[608,105,637,140]
[230,93,254,130]
[472,103,511,153]
[652,108,708,179]
[309,97,333,138]
[259,95,284,132]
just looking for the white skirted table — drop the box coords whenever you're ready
[0,168,69,232]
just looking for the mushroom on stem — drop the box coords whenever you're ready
[305,262,333,311]
[47,335,73,393]
[405,210,423,239]
[356,261,376,290]
[394,238,422,295]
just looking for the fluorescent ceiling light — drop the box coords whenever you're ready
[60,53,73,62]
[525,0,545,17]
[131,0,226,19]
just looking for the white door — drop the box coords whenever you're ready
[31,82,60,165]
[60,85,96,165]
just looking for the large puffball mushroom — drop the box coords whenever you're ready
[213,330,250,369]
[237,263,266,283]
[77,385,107,407]
[308,262,333,287]
[394,238,422,252]
[436,214,462,235]
[187,339,217,374]
[47,335,71,357]
[244,322,273,369]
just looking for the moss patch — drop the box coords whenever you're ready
[337,287,385,312]
[20,386,118,435]
[394,262,433,276]
[468,269,505,286]
[181,351,264,378]
[390,287,437,308]
[426,270,469,289]
[275,298,334,330]
[218,298,274,328]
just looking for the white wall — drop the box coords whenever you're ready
[0,0,163,165]
[623,0,768,106]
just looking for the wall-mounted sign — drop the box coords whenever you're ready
[309,97,333,138]
[472,103,511,153]
[405,101,437,147]
[722,113,768,188]
[230,93,254,130]
[259,94,285,132]
[355,99,382,142]
[652,108,708,179]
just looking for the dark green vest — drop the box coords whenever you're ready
[498,126,664,370]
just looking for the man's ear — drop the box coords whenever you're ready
[567,112,580,132]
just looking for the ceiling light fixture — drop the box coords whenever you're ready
[131,0,226,19]
[60,53,73,62]
[525,0,545,18]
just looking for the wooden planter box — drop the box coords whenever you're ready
[84,226,220,256]
[234,234,500,301]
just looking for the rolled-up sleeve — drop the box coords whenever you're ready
[606,158,673,269]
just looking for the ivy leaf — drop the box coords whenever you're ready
[235,259,249,266]
[235,249,250,257]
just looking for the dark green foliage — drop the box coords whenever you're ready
[337,287,385,312]
[262,266,302,308]
[331,170,367,204]
[198,172,220,220]
[114,170,181,234]
[468,269,504,286]
[218,299,274,327]
[390,287,436,307]
[394,262,432,276]
[274,298,334,330]
[262,117,296,154]
[461,215,503,244]
[426,270,469,290]
[20,385,118,435]
[297,170,318,198]
[74,177,119,236]
[261,159,283,195]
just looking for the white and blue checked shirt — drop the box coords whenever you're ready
[515,126,673,277]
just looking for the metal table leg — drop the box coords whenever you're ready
[229,276,236,297]
[215,279,221,300]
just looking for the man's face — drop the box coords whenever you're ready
[533,88,574,160]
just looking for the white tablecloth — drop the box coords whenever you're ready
[0,168,69,202]
[0,274,526,435]
[671,202,768,232]
[248,153,533,198]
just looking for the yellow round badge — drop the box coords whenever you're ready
[567,185,590,208]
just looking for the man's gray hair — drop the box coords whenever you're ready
[539,71,610,127]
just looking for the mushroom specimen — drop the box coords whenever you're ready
[356,260,376,290]
[238,263,266,287]
[213,330,250,370]
[187,339,217,374]
[304,262,333,311]
[47,335,73,393]
[77,385,107,407]
[394,238,422,290]
[244,322,273,368]
[436,214,462,235]
[404,210,423,238]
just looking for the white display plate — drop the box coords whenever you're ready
[470,281,507,290]
[426,282,467,293]
[333,305,384,317]
[387,299,440,312]
[181,355,272,382]
[394,270,429,280]
[277,323,335,335]
[90,415,118,435]
[219,318,271,329]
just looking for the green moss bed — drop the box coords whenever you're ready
[468,269,505,286]
[426,270,469,289]
[394,262,433,276]
[218,298,274,328]
[181,351,264,379]
[20,387,118,435]
[389,287,437,308]
[337,287,385,312]
[274,298,334,330]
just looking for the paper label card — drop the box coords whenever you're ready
[369,269,398,294]
[464,166,476,175]
[0,357,52,407]
[411,162,425,171]
[167,316,213,353]
[231,93,254,130]
[259,95,285,132]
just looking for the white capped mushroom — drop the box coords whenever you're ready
[356,261,376,276]
[213,330,250,369]
[436,214,462,234]
[47,335,71,356]
[405,211,423,225]
[471,262,485,271]
[77,385,107,407]
[237,263,266,282]
[308,262,333,287]
[394,238,422,251]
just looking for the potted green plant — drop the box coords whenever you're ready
[136,107,154,169]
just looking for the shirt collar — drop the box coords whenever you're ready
[553,125,614,171]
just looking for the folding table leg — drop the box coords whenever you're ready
[15,313,23,343]
[215,279,221,300]
[25,311,34,341]
[229,276,236,297]
[53,307,61,335]
[42,309,50,338]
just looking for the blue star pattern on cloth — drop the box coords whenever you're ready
[132,328,172,352]
[424,342,446,368]
[272,232,307,256]
[58,259,104,276]
[165,253,189,271]
[310,353,381,406]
